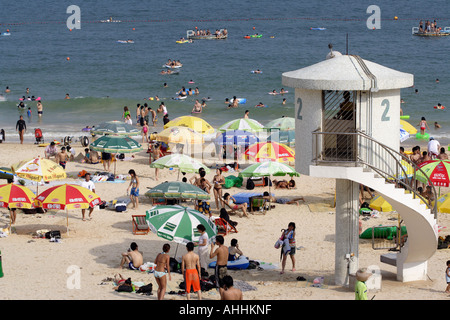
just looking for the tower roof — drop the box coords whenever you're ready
[282,54,413,91]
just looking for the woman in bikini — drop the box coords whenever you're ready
[127,169,140,209]
[212,168,225,210]
[154,243,171,300]
[222,193,248,218]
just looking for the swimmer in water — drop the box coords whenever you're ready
[435,122,441,129]
[255,102,265,108]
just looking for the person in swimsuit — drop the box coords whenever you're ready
[16,115,26,144]
[119,242,143,270]
[127,169,140,209]
[210,235,229,288]
[101,152,112,172]
[280,222,296,274]
[192,99,202,113]
[197,178,212,217]
[418,117,430,136]
[154,243,171,300]
[228,238,243,261]
[181,242,202,300]
[56,147,68,169]
[122,106,130,120]
[142,120,149,143]
[222,193,248,217]
[212,168,225,210]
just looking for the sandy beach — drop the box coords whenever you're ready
[0,141,449,301]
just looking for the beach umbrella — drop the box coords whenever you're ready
[91,120,140,136]
[400,128,410,142]
[400,119,417,135]
[218,118,264,133]
[35,184,101,235]
[267,130,295,147]
[12,157,66,182]
[146,205,216,245]
[238,161,300,178]
[145,181,210,200]
[163,116,215,134]
[0,183,36,232]
[369,195,393,212]
[214,130,259,147]
[154,126,204,145]
[150,154,210,174]
[244,141,295,162]
[89,135,142,175]
[436,192,450,213]
[264,117,295,131]
[416,160,450,187]
[0,167,14,181]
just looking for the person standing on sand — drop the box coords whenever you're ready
[181,242,202,300]
[80,173,95,221]
[212,168,225,209]
[154,243,171,300]
[280,222,296,274]
[196,224,210,272]
[56,146,69,169]
[16,115,26,144]
[152,143,163,180]
[210,235,229,288]
[219,275,243,300]
[355,268,372,300]
[126,169,140,209]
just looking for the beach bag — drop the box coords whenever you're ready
[169,257,181,273]
[136,283,153,295]
[117,284,133,292]
[45,230,61,239]
[246,178,255,190]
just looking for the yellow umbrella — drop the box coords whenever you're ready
[163,116,214,134]
[35,184,101,235]
[369,195,393,212]
[12,157,66,182]
[400,119,417,135]
[155,126,204,145]
[244,141,295,162]
[0,183,36,232]
[436,192,450,213]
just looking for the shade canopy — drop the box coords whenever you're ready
[91,120,141,136]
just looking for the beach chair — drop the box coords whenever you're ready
[250,196,269,214]
[219,198,238,215]
[132,215,150,235]
[214,218,238,236]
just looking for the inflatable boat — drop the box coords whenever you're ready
[208,256,250,270]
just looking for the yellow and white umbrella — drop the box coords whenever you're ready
[154,126,204,145]
[400,119,417,135]
[12,157,66,182]
[163,116,214,134]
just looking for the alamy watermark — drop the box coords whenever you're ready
[66,5,81,30]
[366,5,381,30]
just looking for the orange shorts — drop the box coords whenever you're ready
[185,269,201,293]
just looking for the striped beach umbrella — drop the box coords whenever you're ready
[0,183,36,209]
[12,157,66,182]
[35,184,101,234]
[89,135,142,154]
[264,117,295,131]
[146,205,216,244]
[218,118,264,132]
[91,120,140,136]
[214,130,259,147]
[416,160,450,187]
[238,161,300,178]
[244,141,295,162]
[145,181,210,200]
[150,154,210,174]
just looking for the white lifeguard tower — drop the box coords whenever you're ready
[282,47,438,284]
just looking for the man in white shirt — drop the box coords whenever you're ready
[427,137,440,159]
[80,172,96,221]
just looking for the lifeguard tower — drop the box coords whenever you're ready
[282,47,438,284]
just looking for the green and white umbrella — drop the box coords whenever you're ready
[146,181,210,200]
[146,205,217,245]
[89,135,142,154]
[264,117,295,131]
[150,153,210,174]
[238,161,300,178]
[91,120,140,136]
[218,118,264,132]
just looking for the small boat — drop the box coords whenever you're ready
[117,40,134,44]
[208,256,250,270]
[412,27,450,36]
[186,29,227,40]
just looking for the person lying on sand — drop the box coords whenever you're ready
[273,179,296,189]
[262,191,305,206]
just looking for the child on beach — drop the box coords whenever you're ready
[418,117,430,135]
[142,121,149,143]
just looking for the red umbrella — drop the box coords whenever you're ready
[417,160,450,187]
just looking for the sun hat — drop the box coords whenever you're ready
[356,268,372,282]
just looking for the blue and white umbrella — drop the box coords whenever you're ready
[400,128,410,142]
[214,130,259,147]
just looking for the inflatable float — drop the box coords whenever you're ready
[176,40,189,44]
[415,132,430,140]
[243,36,251,39]
[38,140,61,147]
[164,64,182,69]
[310,27,326,31]
[251,70,262,74]
[20,97,41,101]
[434,104,446,109]
[117,40,134,44]
[251,34,262,38]
[173,96,187,100]
[81,126,93,132]
[360,226,407,240]
[1,32,11,36]
[230,98,246,104]
[208,256,250,270]
[400,115,410,120]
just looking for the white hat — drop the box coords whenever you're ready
[356,268,372,282]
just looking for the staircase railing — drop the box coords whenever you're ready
[312,129,438,220]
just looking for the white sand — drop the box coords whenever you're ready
[0,142,449,300]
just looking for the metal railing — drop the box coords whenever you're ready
[312,130,438,220]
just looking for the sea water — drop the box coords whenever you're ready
[0,0,449,144]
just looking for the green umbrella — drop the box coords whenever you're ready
[264,117,295,131]
[89,135,142,175]
[91,120,141,136]
[238,161,300,178]
[150,154,210,174]
[218,118,264,132]
[145,181,210,200]
[146,205,217,245]
[89,135,142,154]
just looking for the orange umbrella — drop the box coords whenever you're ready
[35,184,101,235]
